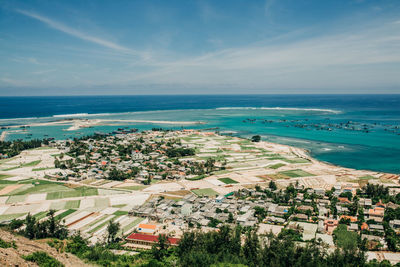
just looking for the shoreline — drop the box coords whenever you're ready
[3,118,205,131]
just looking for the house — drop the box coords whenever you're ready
[369,224,384,233]
[126,233,180,249]
[389,219,400,229]
[292,214,308,221]
[368,207,385,223]
[349,223,358,231]
[137,224,157,235]
[297,205,314,212]
[324,219,338,234]
[339,215,357,223]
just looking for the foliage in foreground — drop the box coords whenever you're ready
[59,225,398,267]
[22,251,64,267]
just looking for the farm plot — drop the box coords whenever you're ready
[279,169,315,178]
[192,188,219,197]
[218,178,239,184]
[46,186,98,200]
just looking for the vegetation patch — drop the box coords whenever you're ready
[0,174,13,179]
[65,200,80,209]
[0,213,26,222]
[46,187,98,200]
[186,174,206,181]
[0,237,16,249]
[33,211,48,220]
[269,163,286,169]
[54,209,76,221]
[218,177,239,184]
[282,158,310,164]
[21,160,42,167]
[279,169,314,178]
[192,188,219,197]
[119,185,147,190]
[32,167,55,171]
[359,175,376,180]
[333,224,358,250]
[22,251,64,267]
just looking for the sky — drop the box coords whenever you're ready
[0,0,400,95]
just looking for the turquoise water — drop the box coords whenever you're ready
[0,95,399,173]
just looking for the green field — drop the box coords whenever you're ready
[118,185,147,191]
[120,217,144,235]
[0,213,26,222]
[32,167,55,171]
[282,158,310,164]
[279,169,314,178]
[269,163,285,169]
[21,160,41,167]
[192,188,219,197]
[46,187,98,200]
[0,174,13,179]
[359,175,376,180]
[113,210,129,216]
[218,178,239,184]
[65,200,81,209]
[186,174,206,181]
[54,209,76,221]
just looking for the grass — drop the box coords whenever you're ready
[186,174,207,181]
[54,209,76,221]
[1,166,20,171]
[6,195,26,204]
[32,167,55,171]
[23,251,64,267]
[65,200,81,209]
[20,160,41,167]
[218,177,239,184]
[88,216,116,234]
[279,169,314,178]
[192,188,219,197]
[121,217,144,235]
[333,224,358,250]
[282,158,310,164]
[266,173,291,180]
[118,185,147,190]
[269,163,286,169]
[46,186,98,200]
[0,174,13,179]
[112,204,127,208]
[359,175,376,180]
[33,211,48,220]
[113,210,129,216]
[0,213,26,222]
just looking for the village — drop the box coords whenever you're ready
[0,130,400,264]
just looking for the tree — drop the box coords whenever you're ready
[152,234,170,260]
[24,213,36,239]
[251,135,261,142]
[268,180,277,191]
[106,220,120,244]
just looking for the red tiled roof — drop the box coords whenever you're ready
[126,233,180,245]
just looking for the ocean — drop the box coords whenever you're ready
[0,94,399,174]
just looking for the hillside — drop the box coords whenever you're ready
[0,229,90,267]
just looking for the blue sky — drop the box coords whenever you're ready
[0,0,400,95]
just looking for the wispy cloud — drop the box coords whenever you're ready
[16,9,147,58]
[120,18,400,91]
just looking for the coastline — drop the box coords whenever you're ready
[3,118,204,132]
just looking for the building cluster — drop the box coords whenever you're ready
[128,182,400,251]
[51,130,218,183]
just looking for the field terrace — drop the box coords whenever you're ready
[0,130,397,247]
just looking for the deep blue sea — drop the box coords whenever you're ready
[0,95,399,174]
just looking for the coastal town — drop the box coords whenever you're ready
[0,129,400,264]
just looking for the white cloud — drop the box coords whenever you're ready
[16,9,147,59]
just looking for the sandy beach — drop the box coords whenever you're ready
[3,118,205,132]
